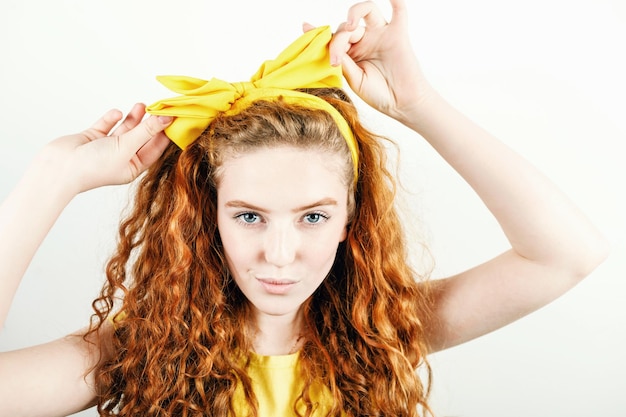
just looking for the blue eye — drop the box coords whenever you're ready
[304,212,328,224]
[236,212,261,224]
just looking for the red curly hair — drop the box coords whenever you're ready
[86,88,435,416]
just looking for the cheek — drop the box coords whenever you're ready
[217,216,247,272]
[305,230,344,270]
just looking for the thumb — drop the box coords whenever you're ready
[119,115,173,155]
[340,55,364,92]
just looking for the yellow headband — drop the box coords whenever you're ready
[146,26,358,182]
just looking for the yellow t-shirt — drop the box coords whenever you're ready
[232,351,340,416]
[111,314,338,414]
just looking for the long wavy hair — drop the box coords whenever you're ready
[86,88,435,416]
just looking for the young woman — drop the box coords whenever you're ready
[0,0,608,416]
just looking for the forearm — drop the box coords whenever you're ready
[0,151,77,327]
[400,87,608,275]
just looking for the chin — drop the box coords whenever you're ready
[251,298,304,317]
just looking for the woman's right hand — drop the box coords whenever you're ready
[0,104,173,328]
[41,103,172,194]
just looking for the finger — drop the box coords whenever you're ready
[345,1,387,30]
[132,132,171,174]
[329,22,366,66]
[84,109,123,139]
[111,103,146,137]
[118,115,173,156]
[302,22,316,33]
[329,24,352,65]
[389,0,409,26]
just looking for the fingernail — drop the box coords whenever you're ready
[158,115,173,124]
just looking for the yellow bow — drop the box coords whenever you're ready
[146,26,358,181]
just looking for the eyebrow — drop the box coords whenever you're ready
[224,198,338,213]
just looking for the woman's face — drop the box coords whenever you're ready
[217,146,349,319]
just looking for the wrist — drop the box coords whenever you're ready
[394,86,450,135]
[390,81,439,129]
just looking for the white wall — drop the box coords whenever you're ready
[1,1,624,416]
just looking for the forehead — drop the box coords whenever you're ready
[217,147,348,208]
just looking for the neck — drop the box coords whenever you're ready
[251,308,305,356]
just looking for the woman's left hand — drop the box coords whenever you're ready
[323,0,432,122]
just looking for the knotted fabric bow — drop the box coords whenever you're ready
[146,26,358,182]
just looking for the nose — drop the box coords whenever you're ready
[263,223,297,267]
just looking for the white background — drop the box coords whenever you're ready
[1,1,624,416]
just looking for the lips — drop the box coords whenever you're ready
[257,278,296,285]
[256,278,298,295]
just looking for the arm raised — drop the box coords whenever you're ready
[0,105,172,414]
[331,0,609,351]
